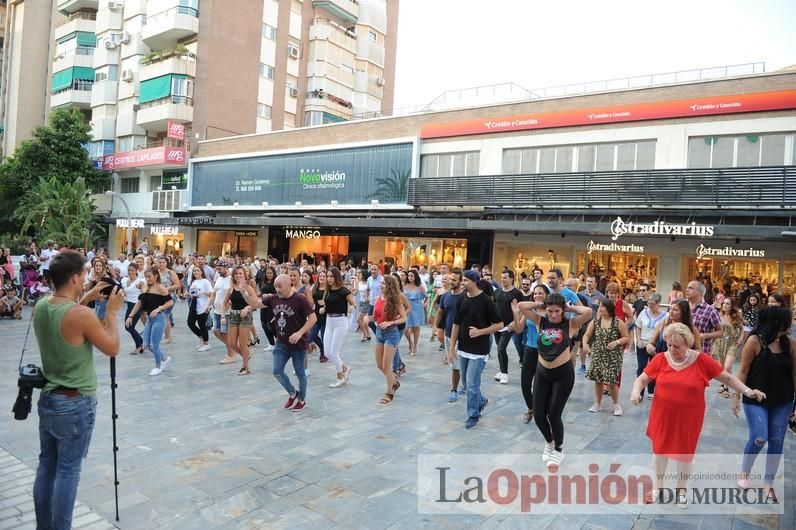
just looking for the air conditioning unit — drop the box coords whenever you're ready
[121,69,134,82]
[288,45,300,59]
[288,87,298,97]
[108,1,123,10]
[376,76,385,86]
[132,104,141,112]
[120,32,131,44]
[105,40,119,49]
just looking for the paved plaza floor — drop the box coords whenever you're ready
[1,302,793,529]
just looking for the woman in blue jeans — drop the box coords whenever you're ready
[125,267,174,376]
[370,275,407,404]
[733,306,795,500]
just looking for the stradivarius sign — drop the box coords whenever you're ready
[696,244,765,259]
[610,217,715,241]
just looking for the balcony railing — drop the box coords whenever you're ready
[139,95,194,110]
[52,79,94,94]
[55,10,97,27]
[407,166,796,210]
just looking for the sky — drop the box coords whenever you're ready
[392,0,796,110]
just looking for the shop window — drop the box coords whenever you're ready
[688,132,793,168]
[687,137,711,168]
[502,149,522,174]
[578,251,658,289]
[120,178,139,194]
[368,236,466,270]
[421,152,479,177]
[736,135,761,166]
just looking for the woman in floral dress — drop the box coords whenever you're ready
[582,299,630,416]
[712,297,743,397]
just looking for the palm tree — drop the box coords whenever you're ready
[368,168,410,203]
[15,176,103,248]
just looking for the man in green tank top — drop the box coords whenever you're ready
[32,250,124,530]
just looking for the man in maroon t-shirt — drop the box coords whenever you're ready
[242,274,316,411]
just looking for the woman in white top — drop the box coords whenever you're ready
[356,270,372,342]
[122,263,146,354]
[187,265,214,351]
[634,293,669,399]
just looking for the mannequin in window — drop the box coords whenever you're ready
[514,252,531,280]
[428,249,438,268]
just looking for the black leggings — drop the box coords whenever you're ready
[521,346,539,410]
[533,360,575,451]
[260,309,276,346]
[493,330,515,374]
[187,309,209,342]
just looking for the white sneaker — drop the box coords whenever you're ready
[264,344,275,352]
[613,404,623,416]
[542,442,555,462]
[342,365,351,383]
[163,338,172,344]
[588,403,601,413]
[161,356,171,370]
[494,371,502,381]
[499,373,508,385]
[197,344,210,352]
[329,377,346,388]
[148,367,162,376]
[547,449,564,470]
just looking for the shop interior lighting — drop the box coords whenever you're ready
[261,201,268,207]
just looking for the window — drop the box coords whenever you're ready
[149,175,162,191]
[341,63,354,75]
[636,141,656,169]
[171,76,194,99]
[577,144,595,172]
[262,23,277,41]
[94,65,119,82]
[504,140,656,174]
[368,30,377,42]
[616,143,636,171]
[687,133,793,168]
[120,178,139,194]
[260,63,274,80]
[178,0,199,15]
[555,146,573,173]
[257,103,272,119]
[595,144,615,171]
[420,152,479,177]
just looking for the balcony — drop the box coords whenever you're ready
[407,166,796,210]
[152,190,188,212]
[90,116,116,140]
[307,61,354,88]
[53,46,95,74]
[141,5,199,50]
[95,4,123,33]
[312,0,359,24]
[57,0,99,15]
[91,193,113,215]
[50,80,93,109]
[309,18,357,53]
[356,38,384,67]
[139,53,196,82]
[90,79,118,107]
[55,12,96,38]
[136,95,193,132]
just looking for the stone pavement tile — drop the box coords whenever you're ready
[320,447,374,469]
[259,484,330,516]
[697,515,735,529]
[730,514,781,530]
[303,486,367,523]
[265,504,335,529]
[197,489,261,526]
[648,514,702,529]
[581,513,640,529]
[97,490,150,515]
[262,474,310,496]
[336,486,417,528]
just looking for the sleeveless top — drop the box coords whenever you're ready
[159,270,173,288]
[537,316,571,362]
[34,299,96,395]
[230,288,247,310]
[743,337,794,407]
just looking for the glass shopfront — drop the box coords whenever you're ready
[492,239,572,280]
[684,256,780,297]
[112,222,184,256]
[368,236,467,270]
[288,234,350,266]
[198,230,260,257]
[577,242,658,289]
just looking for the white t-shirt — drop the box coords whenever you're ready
[213,275,232,315]
[40,248,58,271]
[189,278,213,314]
[122,276,145,304]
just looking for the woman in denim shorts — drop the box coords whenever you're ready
[222,266,257,375]
[370,275,407,404]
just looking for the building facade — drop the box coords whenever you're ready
[104,68,796,302]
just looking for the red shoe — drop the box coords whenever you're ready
[291,401,306,412]
[283,393,297,409]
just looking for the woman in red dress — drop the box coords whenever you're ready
[630,322,766,508]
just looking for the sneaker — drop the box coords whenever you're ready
[499,373,508,385]
[438,344,445,351]
[291,401,306,412]
[283,393,297,409]
[458,387,466,396]
[238,366,251,376]
[163,338,172,344]
[148,367,162,376]
[577,365,586,375]
[305,369,310,377]
[542,442,555,462]
[219,357,236,364]
[789,422,796,436]
[448,391,457,403]
[329,377,345,388]
[613,404,623,416]
[479,397,489,415]
[161,356,171,370]
[342,365,351,383]
[589,403,601,413]
[465,416,479,429]
[647,393,654,400]
[523,409,533,424]
[494,371,502,381]
[264,344,275,352]
[547,449,564,470]
[197,344,210,352]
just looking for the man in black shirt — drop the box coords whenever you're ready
[493,270,522,385]
[447,270,503,429]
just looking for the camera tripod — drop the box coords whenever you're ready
[110,357,120,522]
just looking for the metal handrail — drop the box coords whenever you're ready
[406,165,796,209]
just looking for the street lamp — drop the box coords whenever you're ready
[105,191,133,255]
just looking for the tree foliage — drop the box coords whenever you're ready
[15,176,103,248]
[368,169,410,203]
[0,107,109,235]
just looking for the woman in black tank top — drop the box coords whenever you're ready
[734,307,796,496]
[222,266,259,376]
[513,292,593,471]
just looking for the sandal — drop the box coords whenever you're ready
[392,379,401,393]
[398,363,406,376]
[379,393,394,404]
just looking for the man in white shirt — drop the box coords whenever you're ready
[40,241,59,285]
[208,259,234,364]
[114,253,129,278]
